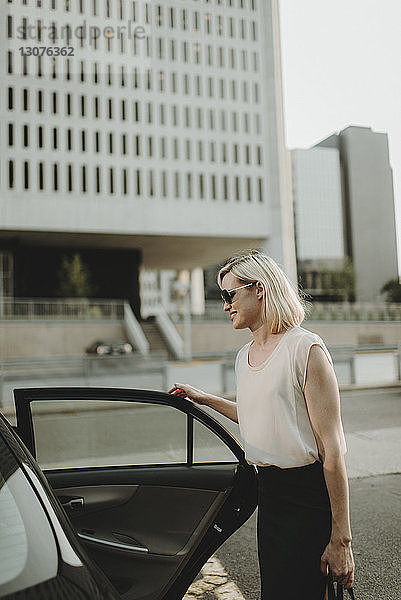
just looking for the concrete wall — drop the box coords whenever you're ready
[0,322,126,359]
[176,320,401,352]
[1,319,400,360]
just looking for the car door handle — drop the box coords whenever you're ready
[60,496,85,512]
[77,532,149,553]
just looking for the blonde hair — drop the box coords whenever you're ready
[218,250,305,333]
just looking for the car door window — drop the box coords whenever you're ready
[31,399,187,469]
[193,419,238,463]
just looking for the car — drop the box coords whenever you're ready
[1,387,258,600]
[85,340,133,356]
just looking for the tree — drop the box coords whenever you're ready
[381,278,401,302]
[57,253,94,297]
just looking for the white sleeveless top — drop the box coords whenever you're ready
[235,326,347,468]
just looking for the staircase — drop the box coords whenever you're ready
[141,320,171,359]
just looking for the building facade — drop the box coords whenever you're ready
[292,126,399,302]
[1,0,295,315]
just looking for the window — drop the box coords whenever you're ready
[258,178,263,202]
[184,106,190,128]
[94,96,100,118]
[22,55,28,76]
[254,83,260,103]
[52,128,58,150]
[8,123,14,146]
[80,95,86,116]
[8,51,13,74]
[235,176,241,201]
[8,87,14,110]
[65,58,71,80]
[122,169,128,195]
[37,90,43,112]
[158,70,165,92]
[95,166,101,193]
[93,62,99,84]
[199,174,204,199]
[121,134,127,155]
[94,131,100,153]
[108,132,113,154]
[8,160,14,189]
[223,175,228,200]
[23,89,28,110]
[153,169,165,198]
[134,134,140,156]
[38,162,44,190]
[23,124,29,147]
[67,164,73,191]
[66,93,72,115]
[159,104,165,125]
[174,172,180,198]
[7,15,13,39]
[108,98,113,119]
[186,173,192,198]
[246,177,252,201]
[52,92,58,114]
[185,139,191,160]
[81,165,87,193]
[160,137,166,158]
[209,141,216,162]
[134,101,140,122]
[148,170,154,196]
[170,72,177,93]
[197,140,203,161]
[221,142,227,163]
[24,161,29,189]
[81,130,87,152]
[211,174,216,200]
[53,163,59,191]
[38,126,44,148]
[136,169,141,195]
[67,128,72,151]
[173,138,179,160]
[172,105,178,126]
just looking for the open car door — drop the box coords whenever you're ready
[14,387,257,600]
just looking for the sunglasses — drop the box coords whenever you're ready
[220,282,256,304]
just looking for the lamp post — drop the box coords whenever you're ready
[172,278,192,362]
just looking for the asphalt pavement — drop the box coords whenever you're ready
[187,387,401,600]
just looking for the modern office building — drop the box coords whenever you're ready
[292,126,399,302]
[0,0,295,316]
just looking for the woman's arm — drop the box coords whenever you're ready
[168,383,238,423]
[304,345,355,589]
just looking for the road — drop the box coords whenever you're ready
[188,388,401,600]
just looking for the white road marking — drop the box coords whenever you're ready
[185,556,246,600]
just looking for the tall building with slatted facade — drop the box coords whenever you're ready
[0,0,295,315]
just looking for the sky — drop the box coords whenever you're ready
[278,0,401,273]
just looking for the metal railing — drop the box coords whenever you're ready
[0,298,125,320]
[196,301,401,322]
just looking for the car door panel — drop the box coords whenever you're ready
[14,388,258,600]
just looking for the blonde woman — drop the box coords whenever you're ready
[169,250,354,600]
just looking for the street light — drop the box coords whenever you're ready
[172,279,192,362]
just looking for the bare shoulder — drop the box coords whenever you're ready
[306,344,336,386]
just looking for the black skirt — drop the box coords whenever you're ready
[257,461,331,600]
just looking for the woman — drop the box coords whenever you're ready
[169,250,354,600]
